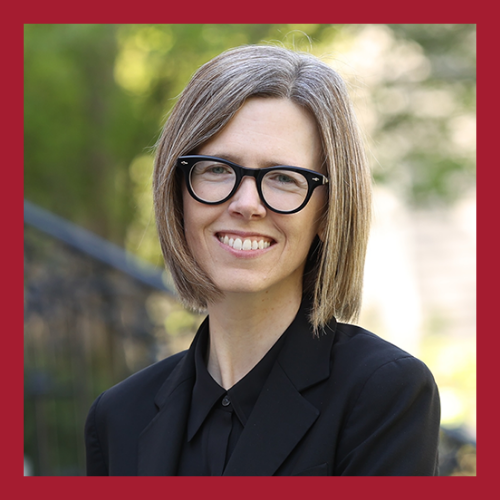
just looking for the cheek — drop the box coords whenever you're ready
[282,217,319,258]
[182,191,220,255]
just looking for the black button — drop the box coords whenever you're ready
[221,396,231,407]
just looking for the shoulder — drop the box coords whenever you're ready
[91,350,188,417]
[326,323,440,475]
[332,322,430,372]
[329,322,438,403]
[85,349,190,475]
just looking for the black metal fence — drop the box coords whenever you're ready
[24,201,200,475]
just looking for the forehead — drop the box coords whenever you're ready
[197,97,322,170]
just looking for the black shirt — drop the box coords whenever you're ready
[177,319,287,475]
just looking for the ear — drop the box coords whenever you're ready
[316,197,329,243]
[317,217,326,242]
[316,185,329,242]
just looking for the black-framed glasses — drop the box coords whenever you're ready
[176,155,329,214]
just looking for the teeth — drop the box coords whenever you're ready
[218,235,271,251]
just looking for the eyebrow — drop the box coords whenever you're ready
[204,152,300,169]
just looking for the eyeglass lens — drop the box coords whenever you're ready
[189,159,309,212]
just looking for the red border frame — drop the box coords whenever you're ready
[13,6,488,499]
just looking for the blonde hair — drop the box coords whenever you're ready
[153,45,371,332]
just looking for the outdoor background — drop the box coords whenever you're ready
[24,24,476,476]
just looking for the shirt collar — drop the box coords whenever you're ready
[186,317,288,441]
[228,329,286,425]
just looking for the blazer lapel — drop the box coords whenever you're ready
[223,304,336,476]
[223,361,319,476]
[137,326,202,476]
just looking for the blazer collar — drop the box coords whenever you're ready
[277,299,336,390]
[138,303,337,476]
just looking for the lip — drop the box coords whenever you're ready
[215,230,276,242]
[214,230,276,256]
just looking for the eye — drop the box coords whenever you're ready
[262,169,309,196]
[268,172,296,184]
[276,173,294,183]
[192,161,234,177]
[266,170,306,187]
[209,165,231,174]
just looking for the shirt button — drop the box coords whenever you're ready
[221,396,231,407]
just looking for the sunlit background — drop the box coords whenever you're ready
[24,24,476,475]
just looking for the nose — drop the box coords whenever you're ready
[228,177,267,219]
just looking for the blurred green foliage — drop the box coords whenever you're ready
[24,24,475,265]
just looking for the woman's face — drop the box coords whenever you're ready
[182,97,327,302]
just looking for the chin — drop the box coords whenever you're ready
[216,281,270,296]
[213,273,303,299]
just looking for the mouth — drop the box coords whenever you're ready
[216,232,275,251]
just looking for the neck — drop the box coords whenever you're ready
[206,291,302,389]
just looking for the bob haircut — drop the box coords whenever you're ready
[153,44,371,333]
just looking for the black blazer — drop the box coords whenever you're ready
[85,303,440,476]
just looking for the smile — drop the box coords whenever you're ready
[217,233,273,251]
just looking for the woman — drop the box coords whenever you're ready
[85,45,440,476]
